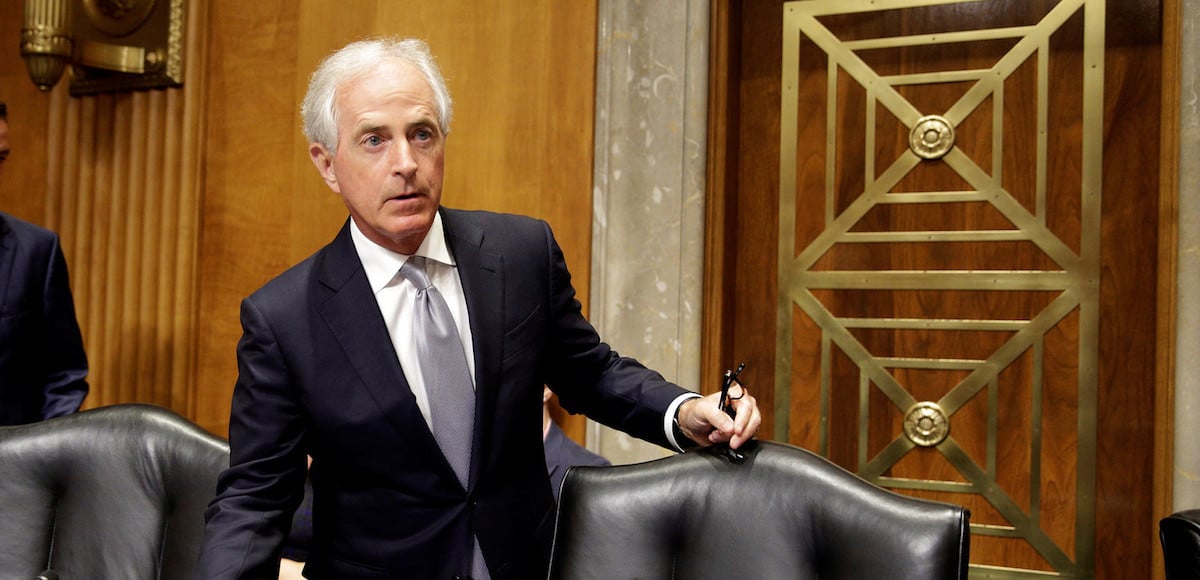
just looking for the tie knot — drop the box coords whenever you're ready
[400,256,433,290]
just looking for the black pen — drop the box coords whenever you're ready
[719,362,745,418]
[714,362,748,463]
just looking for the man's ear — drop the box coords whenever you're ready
[309,142,340,193]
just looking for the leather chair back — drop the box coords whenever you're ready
[1161,509,1200,579]
[548,440,970,579]
[0,404,228,579]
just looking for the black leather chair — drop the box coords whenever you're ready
[0,404,228,579]
[1161,509,1200,579]
[548,440,971,579]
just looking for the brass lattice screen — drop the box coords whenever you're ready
[777,0,1103,576]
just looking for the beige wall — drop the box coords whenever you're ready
[0,1,598,436]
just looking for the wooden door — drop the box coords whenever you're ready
[708,1,1165,577]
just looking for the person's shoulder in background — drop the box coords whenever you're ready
[1,211,59,246]
[544,420,610,501]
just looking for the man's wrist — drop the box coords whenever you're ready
[672,404,700,450]
[663,393,702,451]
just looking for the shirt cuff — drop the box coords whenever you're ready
[664,393,704,452]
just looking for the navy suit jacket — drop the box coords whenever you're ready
[197,209,688,579]
[281,422,610,563]
[0,212,88,425]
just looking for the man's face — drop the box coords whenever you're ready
[0,119,10,171]
[309,58,445,255]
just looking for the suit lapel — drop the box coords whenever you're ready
[442,209,503,489]
[315,221,449,472]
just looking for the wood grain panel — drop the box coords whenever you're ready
[371,1,597,298]
[1,0,597,446]
[728,0,785,440]
[702,0,740,397]
[288,0,377,269]
[195,0,598,438]
[1154,2,1181,576]
[0,0,208,418]
[194,0,308,435]
[0,2,53,223]
[1094,2,1165,575]
[709,0,1164,576]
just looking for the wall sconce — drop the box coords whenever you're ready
[21,0,186,96]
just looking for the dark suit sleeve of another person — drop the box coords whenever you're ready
[544,421,610,501]
[0,213,89,425]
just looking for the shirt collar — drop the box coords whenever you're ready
[349,211,456,294]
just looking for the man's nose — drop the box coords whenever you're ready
[392,141,418,177]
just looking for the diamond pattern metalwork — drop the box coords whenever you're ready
[778,1,1104,576]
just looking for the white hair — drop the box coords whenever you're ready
[301,37,453,154]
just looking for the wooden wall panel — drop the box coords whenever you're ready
[194,0,310,435]
[708,0,1165,577]
[0,0,208,416]
[195,0,599,435]
[1,1,597,442]
[0,3,53,223]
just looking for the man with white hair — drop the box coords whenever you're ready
[196,37,760,580]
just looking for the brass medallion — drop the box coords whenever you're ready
[903,402,949,447]
[908,115,956,160]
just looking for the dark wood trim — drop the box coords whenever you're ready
[701,0,741,395]
[1153,0,1180,576]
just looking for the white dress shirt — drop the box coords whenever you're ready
[350,213,475,429]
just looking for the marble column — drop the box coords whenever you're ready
[588,0,710,464]
[1173,0,1200,511]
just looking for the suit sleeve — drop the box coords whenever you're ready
[537,220,690,448]
[39,235,89,419]
[195,297,309,580]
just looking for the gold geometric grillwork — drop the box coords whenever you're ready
[777,1,1103,577]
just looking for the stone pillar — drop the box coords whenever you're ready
[1174,0,1200,511]
[588,0,710,464]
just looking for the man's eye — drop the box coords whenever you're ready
[414,129,432,141]
[364,135,383,147]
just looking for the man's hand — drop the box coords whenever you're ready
[676,382,761,449]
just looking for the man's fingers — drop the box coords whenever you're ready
[728,393,761,449]
[682,390,761,449]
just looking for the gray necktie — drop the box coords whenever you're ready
[400,257,489,579]
[400,256,475,486]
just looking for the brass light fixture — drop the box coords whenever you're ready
[20,0,186,95]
